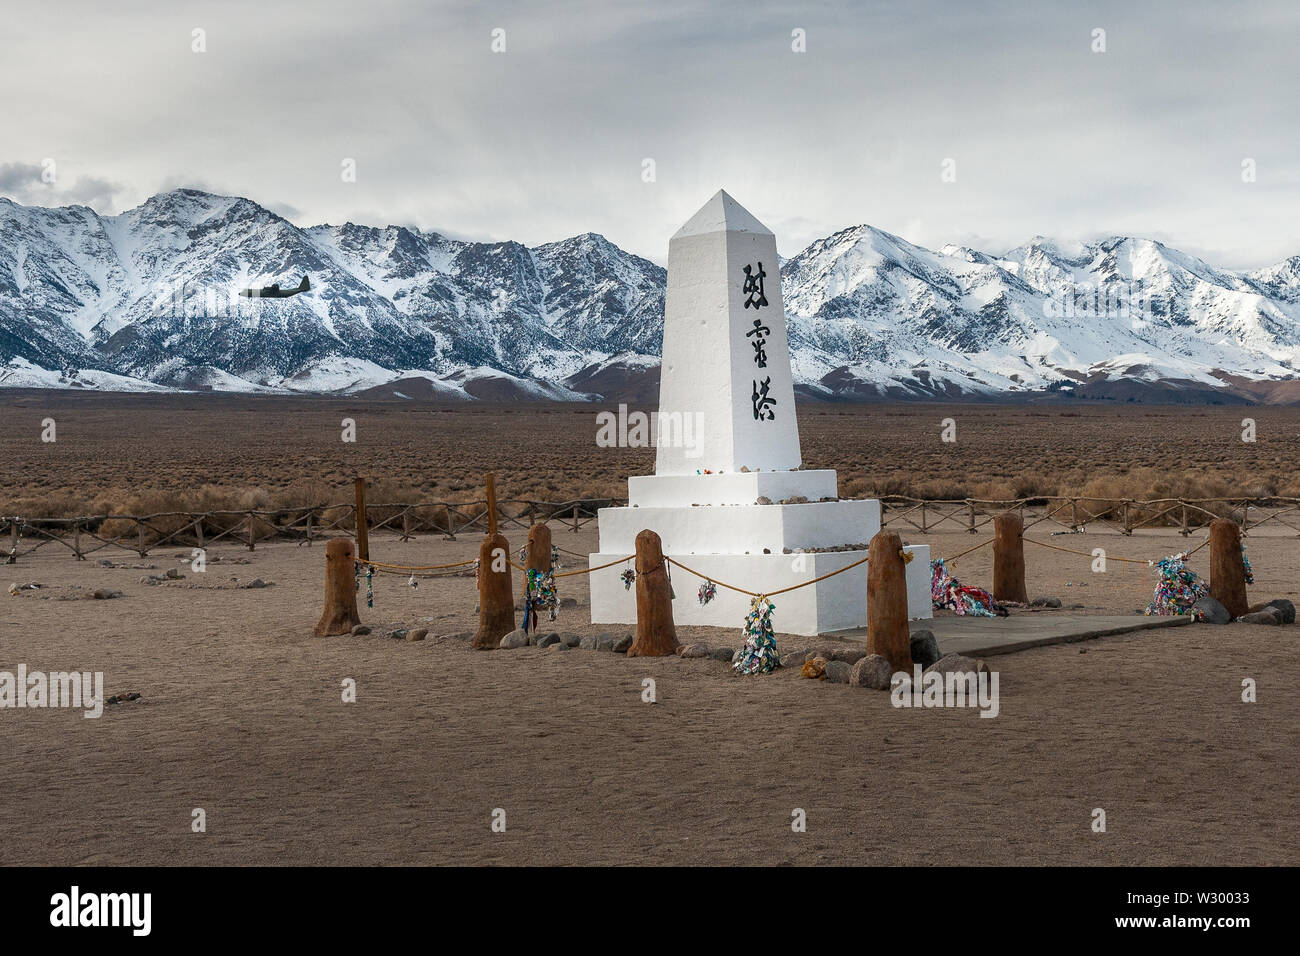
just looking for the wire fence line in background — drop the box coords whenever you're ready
[4,494,1299,563]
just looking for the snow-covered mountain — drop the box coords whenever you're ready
[4,188,1300,403]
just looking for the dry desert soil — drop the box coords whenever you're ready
[2,393,1298,865]
[3,522,1297,866]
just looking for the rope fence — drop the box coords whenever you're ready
[6,493,1298,566]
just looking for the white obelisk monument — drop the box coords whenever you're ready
[589,190,931,636]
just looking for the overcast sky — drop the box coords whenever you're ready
[2,0,1297,268]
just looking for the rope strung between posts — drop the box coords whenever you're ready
[941,536,994,565]
[506,554,634,578]
[357,557,478,573]
[1022,533,1210,566]
[663,549,910,601]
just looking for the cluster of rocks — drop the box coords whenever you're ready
[97,559,157,570]
[1228,598,1293,626]
[170,552,250,566]
[140,567,270,589]
[8,582,123,600]
[786,629,987,690]
[105,692,142,705]
[351,624,475,643]
[356,625,430,642]
[499,629,634,653]
[1185,596,1295,625]
[140,568,186,585]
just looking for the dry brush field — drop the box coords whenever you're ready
[2,390,1299,518]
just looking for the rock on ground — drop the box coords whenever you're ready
[850,654,893,690]
[831,647,868,665]
[499,629,529,649]
[612,634,633,654]
[1266,599,1296,624]
[926,653,981,675]
[1239,609,1283,625]
[824,660,852,684]
[780,648,809,669]
[1196,596,1232,625]
[909,630,941,669]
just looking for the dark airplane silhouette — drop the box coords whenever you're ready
[239,276,311,299]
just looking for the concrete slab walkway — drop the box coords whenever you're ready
[823,612,1193,657]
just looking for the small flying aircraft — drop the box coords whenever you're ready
[239,276,311,299]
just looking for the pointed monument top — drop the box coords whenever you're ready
[671,189,774,240]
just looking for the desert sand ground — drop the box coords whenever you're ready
[3,524,1297,866]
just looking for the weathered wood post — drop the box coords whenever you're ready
[73,522,83,561]
[627,530,679,657]
[1209,518,1249,619]
[993,511,1028,604]
[472,473,514,648]
[245,511,256,551]
[522,522,553,598]
[353,478,370,563]
[314,538,361,636]
[472,533,514,648]
[867,530,912,671]
[486,472,499,536]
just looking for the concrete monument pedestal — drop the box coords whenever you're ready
[589,191,931,636]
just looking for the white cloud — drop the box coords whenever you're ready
[1,0,1297,267]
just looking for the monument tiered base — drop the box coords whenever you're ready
[589,475,933,637]
[589,546,932,637]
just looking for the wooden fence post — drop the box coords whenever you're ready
[866,530,912,671]
[627,530,678,657]
[246,512,256,551]
[522,522,553,598]
[314,538,361,636]
[354,478,370,563]
[472,532,515,649]
[1208,518,1249,619]
[485,472,499,537]
[137,519,147,558]
[73,522,83,561]
[993,511,1028,604]
[8,520,17,563]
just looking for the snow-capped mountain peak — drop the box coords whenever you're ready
[3,189,1300,403]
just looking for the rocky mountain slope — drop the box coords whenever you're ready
[3,188,1300,403]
